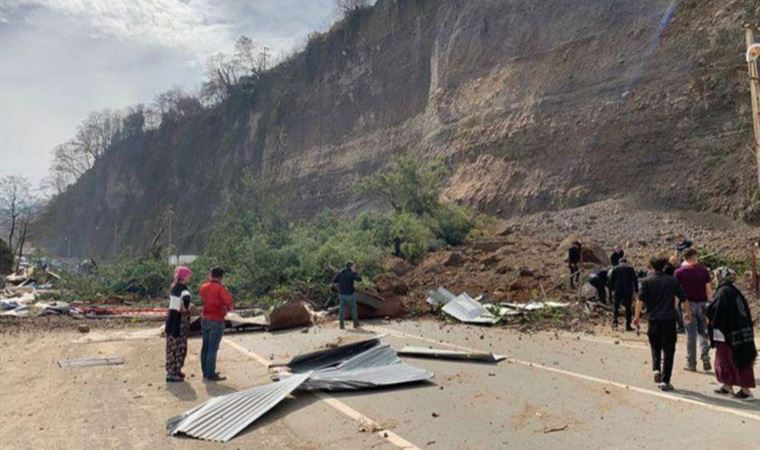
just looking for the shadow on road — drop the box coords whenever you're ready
[203,381,237,397]
[166,382,198,401]
[674,389,760,412]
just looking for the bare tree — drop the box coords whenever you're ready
[154,86,203,119]
[0,175,32,251]
[336,0,371,15]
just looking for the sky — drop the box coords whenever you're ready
[0,0,337,185]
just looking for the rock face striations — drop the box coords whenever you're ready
[40,0,755,257]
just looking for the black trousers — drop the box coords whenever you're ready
[648,319,677,384]
[569,263,580,289]
[613,293,633,328]
[589,279,608,303]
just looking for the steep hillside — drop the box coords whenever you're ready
[41,0,756,257]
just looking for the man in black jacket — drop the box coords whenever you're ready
[332,261,362,329]
[634,256,688,391]
[610,258,638,331]
[610,246,625,267]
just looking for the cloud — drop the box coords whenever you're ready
[0,0,336,182]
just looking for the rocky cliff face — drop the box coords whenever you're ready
[40,0,756,257]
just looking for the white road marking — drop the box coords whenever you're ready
[366,325,760,423]
[223,338,420,450]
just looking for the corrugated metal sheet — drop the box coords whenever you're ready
[397,346,506,363]
[287,337,381,373]
[301,343,434,391]
[57,356,125,368]
[167,372,312,443]
[355,289,382,309]
[441,293,500,325]
[427,287,456,306]
[268,301,312,331]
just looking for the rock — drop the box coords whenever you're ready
[480,254,503,269]
[77,324,90,334]
[385,257,413,277]
[473,240,508,253]
[442,251,465,267]
[518,267,534,277]
[372,273,409,295]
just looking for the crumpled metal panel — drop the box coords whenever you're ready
[167,372,312,443]
[268,301,313,331]
[441,293,500,325]
[295,343,434,391]
[287,337,382,373]
[426,287,456,306]
[397,346,506,363]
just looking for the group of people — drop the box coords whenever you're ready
[162,261,363,383]
[572,237,758,398]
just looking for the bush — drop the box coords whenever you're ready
[60,257,173,300]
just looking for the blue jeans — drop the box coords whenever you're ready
[338,294,358,327]
[685,302,710,367]
[200,320,224,379]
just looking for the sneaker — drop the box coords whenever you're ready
[653,371,662,384]
[205,373,227,382]
[683,365,697,372]
[339,323,345,330]
[702,359,712,372]
[353,321,361,329]
[658,383,674,392]
[734,391,754,401]
[714,387,732,395]
[625,326,635,332]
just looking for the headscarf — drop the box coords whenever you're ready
[714,266,736,286]
[172,266,192,287]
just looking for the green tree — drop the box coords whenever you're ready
[359,154,443,216]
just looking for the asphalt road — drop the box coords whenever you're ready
[1,320,758,449]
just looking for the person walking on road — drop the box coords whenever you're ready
[675,248,712,372]
[333,261,362,329]
[568,241,582,290]
[199,267,233,381]
[707,267,757,400]
[610,246,625,267]
[165,266,193,383]
[634,256,687,392]
[610,258,638,331]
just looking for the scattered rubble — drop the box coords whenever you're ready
[57,356,124,368]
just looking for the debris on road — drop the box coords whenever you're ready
[268,300,313,331]
[167,372,312,443]
[57,356,125,368]
[295,342,434,391]
[426,287,456,307]
[397,346,506,363]
[543,424,568,434]
[442,293,500,325]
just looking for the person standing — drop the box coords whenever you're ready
[165,266,192,383]
[707,267,757,400]
[568,241,582,290]
[610,258,638,331]
[675,248,712,372]
[333,261,362,329]
[199,267,233,381]
[634,256,688,391]
[610,246,625,267]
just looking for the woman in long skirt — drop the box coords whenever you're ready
[165,266,192,382]
[707,267,757,400]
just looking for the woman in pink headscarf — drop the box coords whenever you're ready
[165,266,192,382]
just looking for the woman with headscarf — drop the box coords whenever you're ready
[165,266,193,382]
[706,267,757,400]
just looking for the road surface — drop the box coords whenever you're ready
[1,319,758,449]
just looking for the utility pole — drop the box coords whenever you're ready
[744,26,760,189]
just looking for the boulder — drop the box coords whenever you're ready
[442,251,465,267]
[372,273,410,295]
[385,257,414,277]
